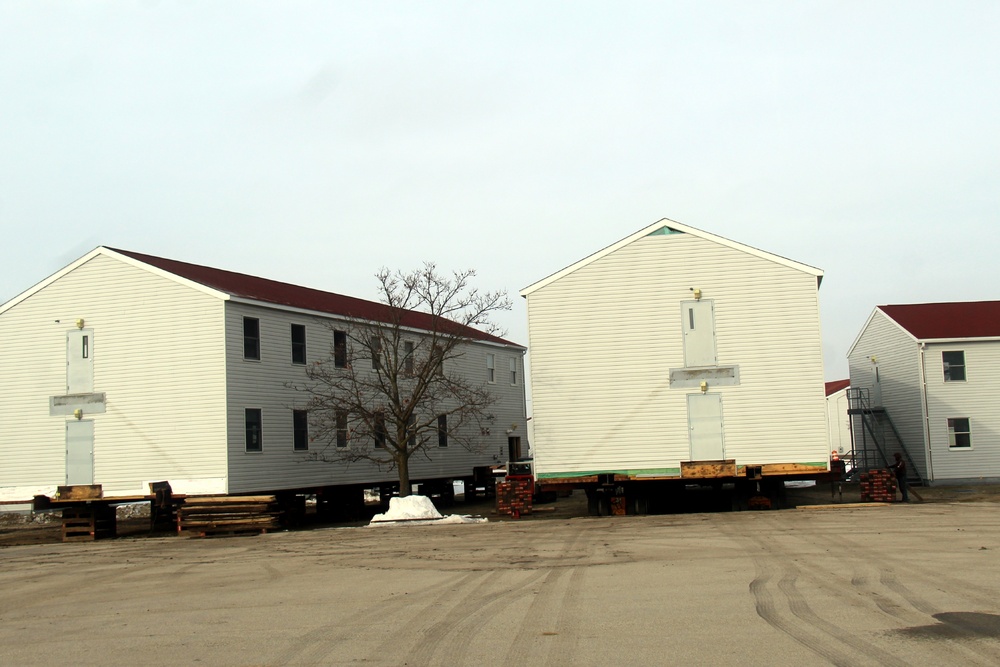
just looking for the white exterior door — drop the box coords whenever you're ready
[871,358,882,407]
[66,420,94,485]
[688,393,725,461]
[682,301,717,367]
[67,329,94,393]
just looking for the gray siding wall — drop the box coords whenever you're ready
[923,340,1000,481]
[224,301,526,493]
[525,231,828,477]
[0,254,229,500]
[847,311,928,478]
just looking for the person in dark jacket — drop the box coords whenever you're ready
[889,452,908,502]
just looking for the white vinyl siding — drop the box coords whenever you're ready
[0,254,228,500]
[224,302,528,493]
[922,340,1000,481]
[525,232,828,477]
[847,310,928,479]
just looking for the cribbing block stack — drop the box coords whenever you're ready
[177,495,281,537]
[496,479,533,518]
[859,470,898,503]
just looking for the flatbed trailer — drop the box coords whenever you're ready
[535,459,843,515]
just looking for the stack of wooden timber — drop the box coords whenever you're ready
[496,479,532,518]
[62,505,116,542]
[177,496,281,537]
[859,469,897,502]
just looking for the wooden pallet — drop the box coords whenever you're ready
[177,496,281,537]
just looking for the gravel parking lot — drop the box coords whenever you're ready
[3,487,1000,666]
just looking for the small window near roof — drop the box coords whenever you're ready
[291,324,307,365]
[509,358,517,385]
[334,330,347,368]
[486,354,495,383]
[948,417,971,448]
[943,351,965,382]
[243,317,260,360]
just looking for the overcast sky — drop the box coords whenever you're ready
[2,1,997,392]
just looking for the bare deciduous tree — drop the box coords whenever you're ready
[294,263,512,496]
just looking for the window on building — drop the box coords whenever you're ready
[943,351,966,382]
[437,414,448,447]
[293,409,309,451]
[370,337,382,370]
[407,414,416,448]
[510,358,517,385]
[374,412,386,448]
[948,418,971,448]
[291,324,307,365]
[404,341,414,375]
[245,408,263,452]
[335,410,348,448]
[243,317,260,360]
[432,344,444,374]
[486,354,495,383]
[334,330,347,368]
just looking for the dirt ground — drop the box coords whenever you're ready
[1,481,998,548]
[3,483,1000,666]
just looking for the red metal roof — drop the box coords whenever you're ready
[825,379,850,396]
[108,248,521,347]
[879,301,1000,340]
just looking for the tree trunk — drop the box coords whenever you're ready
[397,455,411,497]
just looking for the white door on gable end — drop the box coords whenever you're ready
[66,420,94,485]
[688,393,725,461]
[682,301,717,367]
[67,329,94,393]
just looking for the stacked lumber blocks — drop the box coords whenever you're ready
[496,479,533,518]
[859,470,898,503]
[62,505,116,542]
[177,495,281,537]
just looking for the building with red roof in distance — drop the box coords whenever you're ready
[848,301,1000,485]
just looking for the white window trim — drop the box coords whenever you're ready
[947,417,972,450]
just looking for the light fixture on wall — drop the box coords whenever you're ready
[700,381,708,393]
[691,288,702,300]
[73,409,83,420]
[75,318,85,329]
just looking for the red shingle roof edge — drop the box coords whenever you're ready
[879,301,1000,340]
[825,379,850,396]
[107,248,522,348]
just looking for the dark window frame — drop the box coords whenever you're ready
[335,410,348,448]
[243,317,261,361]
[245,408,263,452]
[437,414,448,448]
[291,324,307,365]
[293,409,309,451]
[374,413,386,448]
[334,330,347,368]
[948,417,972,448]
[943,351,966,382]
[404,341,414,375]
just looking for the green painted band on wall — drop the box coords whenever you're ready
[536,468,681,479]
[537,462,830,479]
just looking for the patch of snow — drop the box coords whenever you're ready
[784,480,817,488]
[368,495,487,526]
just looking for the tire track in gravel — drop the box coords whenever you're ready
[502,521,596,664]
[739,514,1000,666]
[272,570,490,666]
[832,530,1000,611]
[404,569,551,666]
[721,517,909,667]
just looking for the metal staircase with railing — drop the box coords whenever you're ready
[846,388,923,486]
